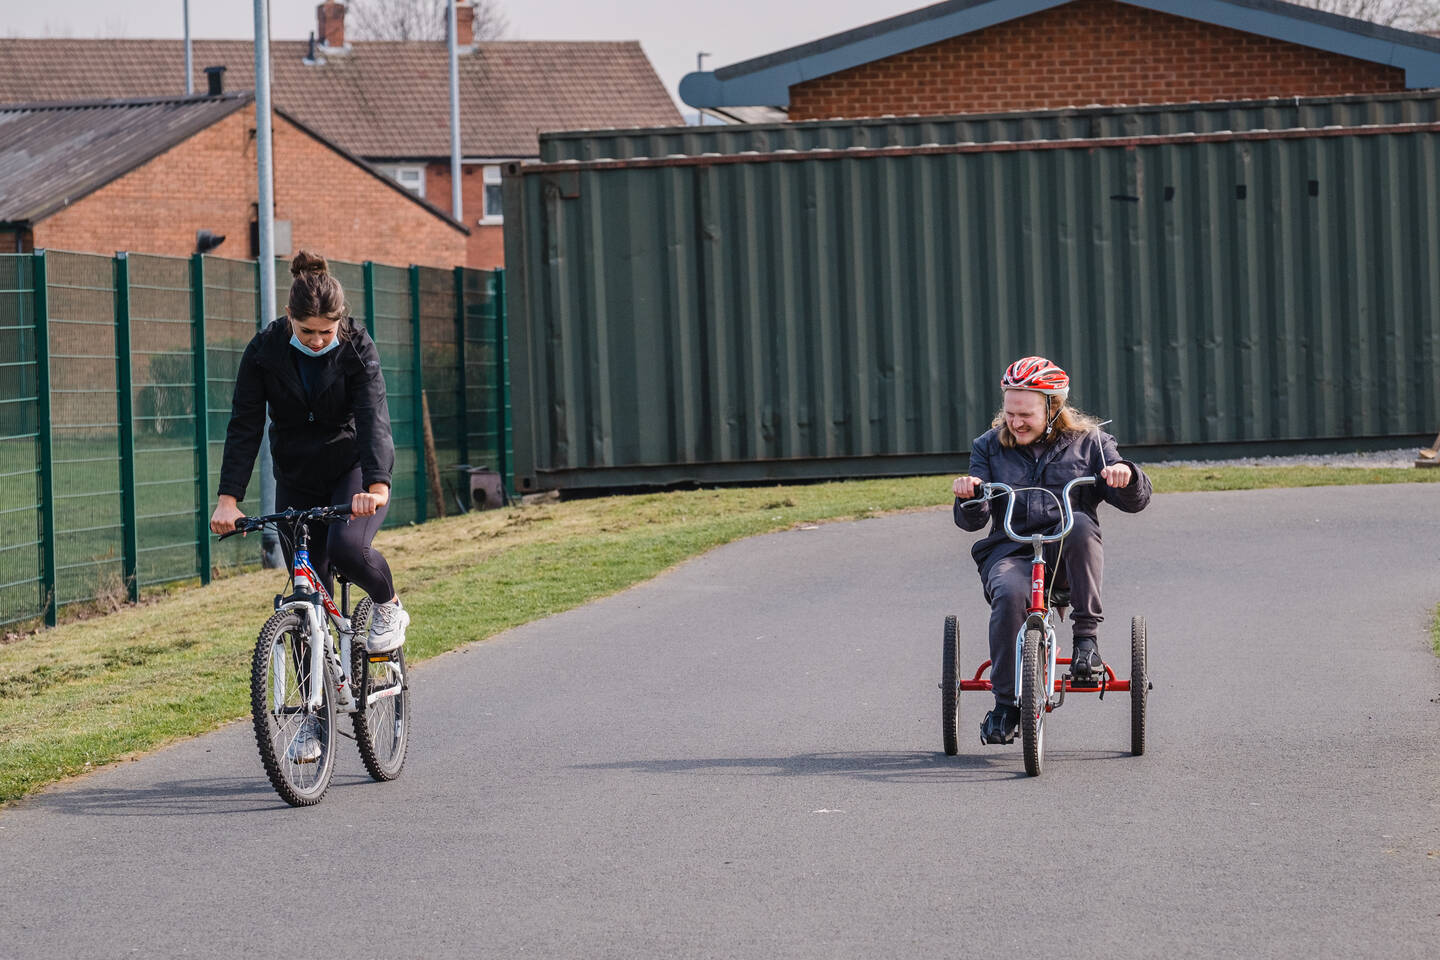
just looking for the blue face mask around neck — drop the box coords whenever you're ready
[290,332,341,358]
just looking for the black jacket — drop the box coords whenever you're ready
[953,426,1151,578]
[217,318,394,501]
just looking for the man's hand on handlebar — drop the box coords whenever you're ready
[953,475,985,500]
[210,496,245,536]
[1100,463,1133,488]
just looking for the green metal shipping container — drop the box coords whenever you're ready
[505,122,1440,492]
[541,89,1440,162]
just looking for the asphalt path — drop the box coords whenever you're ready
[2,485,1438,958]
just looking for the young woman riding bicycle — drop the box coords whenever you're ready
[210,251,410,656]
[952,357,1152,745]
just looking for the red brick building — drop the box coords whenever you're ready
[681,0,1440,121]
[0,1,682,268]
[0,94,467,267]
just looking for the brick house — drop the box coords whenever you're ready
[0,93,468,266]
[0,0,682,268]
[680,0,1440,122]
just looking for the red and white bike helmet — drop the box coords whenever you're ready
[1000,356,1070,402]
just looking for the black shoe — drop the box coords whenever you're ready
[1071,636,1102,680]
[980,703,1020,745]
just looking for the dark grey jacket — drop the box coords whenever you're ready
[218,318,394,501]
[953,426,1151,577]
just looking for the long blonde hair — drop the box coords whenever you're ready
[990,396,1103,448]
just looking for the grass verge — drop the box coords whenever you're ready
[3,464,1439,806]
[1431,604,1440,658]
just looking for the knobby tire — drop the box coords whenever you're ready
[251,609,337,806]
[351,597,410,781]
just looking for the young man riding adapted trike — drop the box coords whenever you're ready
[944,357,1153,775]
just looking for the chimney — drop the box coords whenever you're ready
[204,65,226,96]
[316,1,346,49]
[455,2,476,46]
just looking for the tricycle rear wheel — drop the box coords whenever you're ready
[941,615,959,756]
[1130,616,1148,756]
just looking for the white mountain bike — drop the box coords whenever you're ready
[221,504,409,806]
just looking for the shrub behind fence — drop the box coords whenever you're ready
[0,250,509,628]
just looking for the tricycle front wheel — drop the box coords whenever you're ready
[1021,627,1046,776]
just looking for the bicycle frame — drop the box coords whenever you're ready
[224,505,407,720]
[277,543,359,713]
[269,515,403,717]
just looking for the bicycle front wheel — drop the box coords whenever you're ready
[350,598,410,781]
[251,609,337,806]
[1020,627,1046,777]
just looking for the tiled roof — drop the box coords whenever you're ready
[0,94,250,223]
[0,39,683,159]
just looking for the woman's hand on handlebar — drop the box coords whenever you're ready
[1100,463,1133,488]
[351,483,390,518]
[953,475,985,500]
[210,496,245,536]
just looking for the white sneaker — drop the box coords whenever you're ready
[286,717,323,764]
[367,599,410,654]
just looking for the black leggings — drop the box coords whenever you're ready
[275,466,395,602]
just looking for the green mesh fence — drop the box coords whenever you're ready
[418,267,463,514]
[2,252,507,628]
[46,252,123,611]
[127,254,202,589]
[463,269,507,490]
[0,255,41,625]
[203,256,262,574]
[369,264,418,525]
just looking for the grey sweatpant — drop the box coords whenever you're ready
[981,512,1103,706]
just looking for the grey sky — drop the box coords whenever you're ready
[4,1,929,111]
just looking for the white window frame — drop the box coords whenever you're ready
[480,163,505,225]
[466,159,519,226]
[378,163,426,200]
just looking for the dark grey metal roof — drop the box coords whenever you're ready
[680,0,1440,108]
[0,93,251,224]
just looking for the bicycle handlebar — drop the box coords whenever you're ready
[216,503,352,541]
[967,475,1097,545]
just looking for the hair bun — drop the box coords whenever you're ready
[290,250,329,279]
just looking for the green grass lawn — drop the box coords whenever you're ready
[2,463,1439,806]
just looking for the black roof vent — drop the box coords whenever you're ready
[203,65,226,97]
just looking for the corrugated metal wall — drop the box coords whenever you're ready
[505,123,1440,491]
[541,90,1440,162]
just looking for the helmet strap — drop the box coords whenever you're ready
[1041,395,1063,441]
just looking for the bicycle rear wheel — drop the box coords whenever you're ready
[350,598,410,781]
[1020,627,1046,777]
[941,615,959,756]
[251,609,337,806]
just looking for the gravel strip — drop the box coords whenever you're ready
[1142,446,1427,470]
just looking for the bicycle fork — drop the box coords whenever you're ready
[1012,533,1059,709]
[276,598,355,713]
